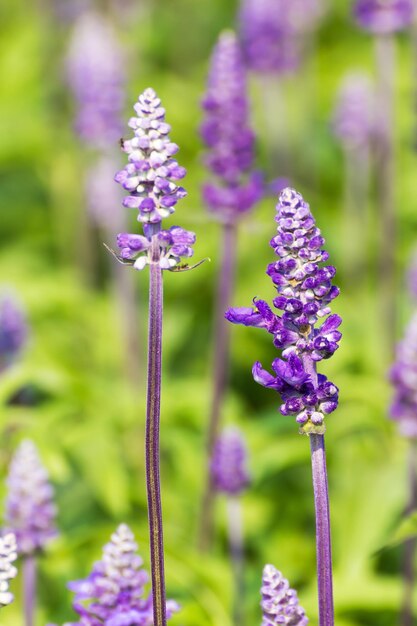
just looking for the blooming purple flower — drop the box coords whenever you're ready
[114,88,195,270]
[354,0,414,34]
[261,564,308,626]
[211,427,250,496]
[239,0,303,75]
[0,534,17,609]
[390,313,417,437]
[226,188,341,433]
[5,440,57,556]
[0,293,28,372]
[201,31,262,222]
[67,524,179,626]
[66,11,125,147]
[332,73,375,150]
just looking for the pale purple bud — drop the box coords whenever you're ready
[261,564,308,625]
[211,427,250,495]
[332,73,376,150]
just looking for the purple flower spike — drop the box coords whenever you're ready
[354,0,414,34]
[67,524,179,626]
[390,313,417,438]
[0,293,28,372]
[66,11,125,147]
[5,441,57,556]
[0,534,17,609]
[211,427,250,496]
[201,31,262,222]
[226,188,341,434]
[261,564,308,626]
[239,0,301,74]
[332,73,376,150]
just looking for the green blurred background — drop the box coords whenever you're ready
[1,0,417,624]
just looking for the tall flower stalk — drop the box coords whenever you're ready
[211,427,250,626]
[199,31,262,550]
[354,0,414,351]
[226,188,341,625]
[113,88,196,626]
[5,440,57,626]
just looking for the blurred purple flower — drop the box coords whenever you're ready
[332,73,376,150]
[261,564,308,625]
[201,31,262,222]
[0,534,17,609]
[67,524,179,626]
[211,427,250,496]
[354,0,414,34]
[66,11,125,147]
[390,313,417,437]
[0,293,28,372]
[5,441,57,556]
[226,188,341,433]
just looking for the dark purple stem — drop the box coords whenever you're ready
[375,34,396,352]
[400,440,417,626]
[227,496,245,626]
[199,222,237,550]
[23,555,36,626]
[146,231,166,626]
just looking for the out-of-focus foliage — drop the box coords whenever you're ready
[0,0,416,624]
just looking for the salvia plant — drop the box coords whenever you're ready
[0,293,28,373]
[226,187,341,625]
[66,524,179,625]
[5,440,57,626]
[0,534,17,610]
[199,29,261,549]
[260,564,308,626]
[112,87,196,626]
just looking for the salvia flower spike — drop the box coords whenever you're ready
[201,30,262,223]
[226,187,341,435]
[261,564,308,626]
[67,524,179,626]
[0,534,17,609]
[354,0,414,34]
[332,73,375,151]
[211,427,250,496]
[0,293,28,372]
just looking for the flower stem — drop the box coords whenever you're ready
[226,496,245,626]
[23,555,36,626]
[199,222,237,550]
[146,232,166,626]
[400,440,417,626]
[310,433,334,626]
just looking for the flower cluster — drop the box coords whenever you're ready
[239,0,323,74]
[390,313,417,438]
[201,31,262,222]
[66,11,125,147]
[0,293,28,372]
[332,73,375,150]
[211,427,250,496]
[0,534,17,609]
[226,188,341,433]
[261,564,308,626]
[5,440,57,555]
[117,226,195,271]
[354,0,414,34]
[67,524,179,626]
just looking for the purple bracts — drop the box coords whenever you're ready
[390,313,417,437]
[0,534,17,609]
[66,11,125,146]
[239,0,298,74]
[0,293,27,372]
[226,188,341,433]
[211,428,250,496]
[5,441,57,556]
[201,31,262,222]
[115,88,195,270]
[354,0,414,34]
[67,524,179,626]
[261,564,308,626]
[332,73,375,150]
